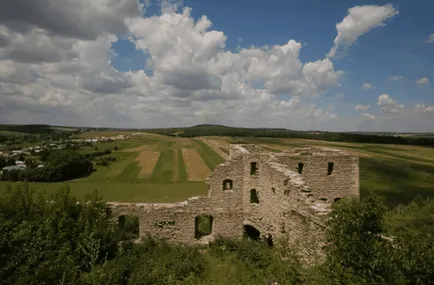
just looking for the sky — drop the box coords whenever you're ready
[0,0,433,132]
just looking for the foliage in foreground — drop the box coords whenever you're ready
[0,184,117,284]
[321,192,434,285]
[1,184,434,284]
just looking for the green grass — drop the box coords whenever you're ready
[177,149,188,182]
[80,151,140,183]
[0,181,207,203]
[149,149,175,183]
[193,139,224,170]
[360,157,434,207]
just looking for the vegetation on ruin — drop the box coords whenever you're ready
[1,184,433,285]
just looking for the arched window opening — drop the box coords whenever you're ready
[195,215,213,239]
[297,162,304,174]
[243,225,261,241]
[222,179,233,190]
[250,189,259,204]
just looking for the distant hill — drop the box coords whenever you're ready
[0,124,77,134]
[1,123,434,147]
[140,124,434,147]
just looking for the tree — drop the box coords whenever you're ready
[45,149,93,181]
[0,156,6,168]
[0,184,118,284]
[323,192,402,284]
[6,157,15,166]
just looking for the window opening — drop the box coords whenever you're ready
[327,162,334,175]
[195,215,213,239]
[250,189,259,204]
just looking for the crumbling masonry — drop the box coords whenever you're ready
[109,144,359,264]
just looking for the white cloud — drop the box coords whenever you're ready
[1,1,433,132]
[355,104,371,111]
[390,75,404,81]
[361,113,375,120]
[426,34,434,44]
[415,77,430,85]
[0,2,345,130]
[362,82,373,90]
[377,94,404,113]
[414,104,434,113]
[328,4,399,57]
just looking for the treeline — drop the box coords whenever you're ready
[0,124,74,134]
[1,150,93,182]
[84,149,112,159]
[149,125,434,147]
[0,185,433,285]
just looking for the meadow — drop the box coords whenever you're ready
[1,132,434,207]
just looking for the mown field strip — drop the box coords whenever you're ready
[135,150,160,178]
[149,149,175,183]
[198,138,230,160]
[176,149,188,182]
[182,149,211,181]
[192,139,225,170]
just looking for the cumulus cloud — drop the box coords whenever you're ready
[355,104,371,111]
[328,4,399,58]
[0,1,346,130]
[414,104,434,113]
[0,0,142,40]
[415,77,430,85]
[361,113,376,120]
[1,1,433,132]
[390,75,404,81]
[426,34,434,44]
[362,83,373,90]
[377,94,404,113]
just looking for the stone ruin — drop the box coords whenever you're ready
[108,144,360,264]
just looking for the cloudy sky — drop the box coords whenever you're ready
[0,0,433,132]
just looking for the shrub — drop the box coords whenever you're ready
[0,184,118,284]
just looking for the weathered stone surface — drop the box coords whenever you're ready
[108,144,359,265]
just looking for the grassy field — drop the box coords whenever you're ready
[0,134,222,202]
[1,133,434,207]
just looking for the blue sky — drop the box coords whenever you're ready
[0,0,433,131]
[112,0,434,108]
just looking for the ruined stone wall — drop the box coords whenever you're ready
[110,196,245,245]
[107,144,359,264]
[274,153,359,201]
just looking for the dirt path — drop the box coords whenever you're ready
[135,150,160,177]
[182,149,211,181]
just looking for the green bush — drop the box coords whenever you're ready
[0,184,118,284]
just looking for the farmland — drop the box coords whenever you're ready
[1,131,434,207]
